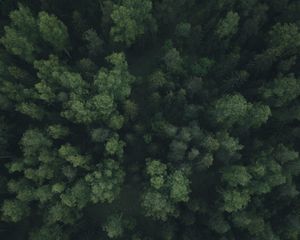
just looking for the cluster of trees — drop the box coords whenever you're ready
[1,0,300,239]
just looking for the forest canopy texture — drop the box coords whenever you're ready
[1,0,300,239]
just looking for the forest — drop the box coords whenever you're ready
[0,0,300,239]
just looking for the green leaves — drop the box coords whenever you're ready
[1,200,29,222]
[169,170,190,202]
[83,29,103,57]
[105,135,125,157]
[223,190,250,212]
[60,180,90,209]
[222,166,252,187]
[141,190,176,221]
[20,129,52,160]
[175,22,191,38]
[211,94,271,129]
[110,0,154,45]
[163,48,183,73]
[261,74,300,107]
[91,94,115,119]
[58,144,89,168]
[38,12,69,51]
[269,23,300,55]
[94,52,134,101]
[29,225,65,240]
[16,102,45,120]
[143,160,190,220]
[146,159,167,189]
[0,4,38,62]
[1,27,36,62]
[1,1,300,239]
[103,214,124,239]
[0,6,69,62]
[85,159,125,203]
[47,125,69,139]
[212,94,250,127]
[216,11,240,39]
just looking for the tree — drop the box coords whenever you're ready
[16,102,45,120]
[253,23,300,71]
[38,11,69,51]
[146,159,167,190]
[1,200,29,222]
[1,1,300,239]
[94,52,134,101]
[103,214,124,239]
[0,4,38,62]
[175,22,191,38]
[29,225,66,240]
[169,170,190,202]
[261,74,300,107]
[60,179,90,209]
[243,104,271,128]
[90,128,110,143]
[211,94,250,127]
[168,139,188,162]
[216,11,240,39]
[191,57,214,77]
[47,125,69,139]
[163,48,183,73]
[110,0,154,45]
[46,202,78,224]
[216,131,243,160]
[83,29,103,57]
[141,190,176,221]
[268,23,300,56]
[20,129,52,162]
[222,166,252,187]
[90,93,115,120]
[223,189,251,212]
[85,159,125,203]
[58,144,89,168]
[105,135,125,158]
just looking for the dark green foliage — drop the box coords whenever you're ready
[216,11,240,39]
[110,0,155,46]
[0,4,38,62]
[1,1,300,239]
[38,11,69,51]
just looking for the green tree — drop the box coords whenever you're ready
[169,170,190,202]
[1,199,29,222]
[60,179,90,209]
[261,74,300,107]
[85,159,125,203]
[94,52,134,101]
[58,144,89,168]
[163,48,183,73]
[83,29,103,57]
[222,166,252,187]
[141,190,176,221]
[223,189,251,212]
[0,4,38,62]
[175,22,191,38]
[110,0,154,45]
[146,159,167,190]
[103,214,124,239]
[105,135,125,158]
[47,125,69,139]
[29,225,66,240]
[38,11,69,51]
[216,11,240,39]
[211,94,250,127]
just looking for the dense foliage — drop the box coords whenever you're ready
[1,0,300,239]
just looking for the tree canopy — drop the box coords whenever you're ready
[1,0,300,239]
